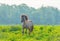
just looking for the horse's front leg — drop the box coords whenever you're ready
[22,27,24,35]
[25,28,27,34]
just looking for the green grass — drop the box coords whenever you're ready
[0,25,60,41]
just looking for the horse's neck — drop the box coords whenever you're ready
[24,20,32,24]
[23,20,28,24]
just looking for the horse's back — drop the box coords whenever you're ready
[26,20,33,27]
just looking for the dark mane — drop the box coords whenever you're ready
[21,14,28,20]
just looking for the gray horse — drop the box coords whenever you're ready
[21,14,33,35]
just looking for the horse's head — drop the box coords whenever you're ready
[21,14,28,23]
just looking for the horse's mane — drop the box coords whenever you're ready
[21,14,28,20]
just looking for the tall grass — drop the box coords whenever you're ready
[0,25,60,41]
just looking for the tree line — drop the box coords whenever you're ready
[0,4,60,25]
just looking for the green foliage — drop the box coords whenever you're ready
[9,26,21,32]
[0,25,60,41]
[1,29,7,32]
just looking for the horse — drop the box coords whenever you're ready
[21,14,33,35]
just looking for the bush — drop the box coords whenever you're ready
[1,29,7,32]
[9,26,21,32]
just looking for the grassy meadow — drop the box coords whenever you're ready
[0,25,60,41]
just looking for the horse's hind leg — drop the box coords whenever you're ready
[28,28,31,35]
[28,26,33,35]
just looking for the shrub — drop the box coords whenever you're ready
[9,26,21,32]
